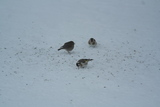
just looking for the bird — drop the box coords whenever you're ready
[76,59,93,68]
[58,41,75,53]
[88,38,97,47]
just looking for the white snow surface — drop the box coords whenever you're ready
[0,0,160,107]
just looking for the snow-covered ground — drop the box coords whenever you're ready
[0,0,160,107]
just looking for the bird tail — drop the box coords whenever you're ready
[88,59,93,61]
[58,47,63,51]
[86,59,93,62]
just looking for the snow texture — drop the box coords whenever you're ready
[0,0,160,107]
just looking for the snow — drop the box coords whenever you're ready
[0,0,160,107]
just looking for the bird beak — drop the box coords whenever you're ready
[77,66,79,69]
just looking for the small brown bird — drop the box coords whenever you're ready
[58,41,75,53]
[76,59,93,68]
[88,38,97,47]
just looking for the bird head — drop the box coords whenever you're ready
[76,62,80,67]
